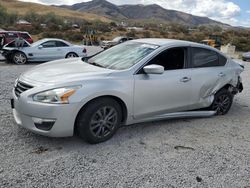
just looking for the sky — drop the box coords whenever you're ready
[18,0,250,27]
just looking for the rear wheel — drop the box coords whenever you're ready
[12,51,27,65]
[66,52,78,58]
[210,89,233,115]
[76,98,122,144]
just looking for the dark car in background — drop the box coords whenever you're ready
[0,31,33,46]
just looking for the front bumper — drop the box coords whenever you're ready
[242,55,250,61]
[12,90,79,137]
[1,49,12,62]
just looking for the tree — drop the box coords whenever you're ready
[0,5,7,25]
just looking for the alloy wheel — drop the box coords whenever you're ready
[90,106,118,138]
[13,53,26,64]
[212,94,231,115]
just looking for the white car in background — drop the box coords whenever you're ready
[1,38,87,64]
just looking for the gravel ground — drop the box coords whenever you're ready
[0,60,250,188]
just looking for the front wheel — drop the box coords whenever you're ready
[76,98,122,144]
[12,52,27,65]
[210,89,233,115]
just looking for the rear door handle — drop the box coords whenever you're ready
[218,72,225,77]
[180,77,191,83]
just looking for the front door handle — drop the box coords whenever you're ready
[180,77,191,83]
[218,72,225,77]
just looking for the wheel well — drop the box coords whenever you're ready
[11,50,25,56]
[220,84,234,91]
[9,50,27,63]
[74,96,128,133]
[66,52,78,57]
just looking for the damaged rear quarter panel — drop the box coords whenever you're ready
[191,60,242,108]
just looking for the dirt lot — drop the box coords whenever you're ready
[0,59,250,188]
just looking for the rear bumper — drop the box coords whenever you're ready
[232,77,243,94]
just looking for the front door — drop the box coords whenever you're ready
[34,40,61,61]
[133,47,193,119]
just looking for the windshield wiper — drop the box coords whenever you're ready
[89,62,105,68]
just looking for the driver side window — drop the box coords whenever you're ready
[42,41,57,48]
[147,47,186,71]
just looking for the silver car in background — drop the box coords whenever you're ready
[242,51,250,61]
[2,38,87,64]
[11,39,244,144]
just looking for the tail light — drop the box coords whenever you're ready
[82,48,87,53]
[27,38,33,44]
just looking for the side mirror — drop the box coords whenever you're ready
[38,45,43,49]
[143,64,164,74]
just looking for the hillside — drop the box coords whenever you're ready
[0,0,110,22]
[59,0,227,26]
[60,0,125,19]
[119,4,222,26]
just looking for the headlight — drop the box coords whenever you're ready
[33,86,81,104]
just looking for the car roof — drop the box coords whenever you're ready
[31,38,72,46]
[133,38,222,53]
[40,38,69,42]
[0,31,29,34]
[133,38,200,46]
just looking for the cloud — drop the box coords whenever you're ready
[19,0,242,25]
[247,10,250,14]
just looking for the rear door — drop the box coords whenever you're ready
[189,47,228,107]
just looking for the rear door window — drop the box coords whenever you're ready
[56,41,69,47]
[191,47,219,68]
[219,54,227,66]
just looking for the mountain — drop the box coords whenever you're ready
[58,0,227,26]
[0,0,110,22]
[60,0,125,19]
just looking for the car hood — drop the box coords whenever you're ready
[20,58,114,85]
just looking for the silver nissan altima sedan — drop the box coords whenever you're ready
[11,39,244,143]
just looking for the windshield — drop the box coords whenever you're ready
[86,42,159,70]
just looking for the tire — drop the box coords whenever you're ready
[209,88,233,115]
[76,98,122,144]
[65,52,78,58]
[12,51,27,65]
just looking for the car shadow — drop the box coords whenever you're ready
[16,115,214,154]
